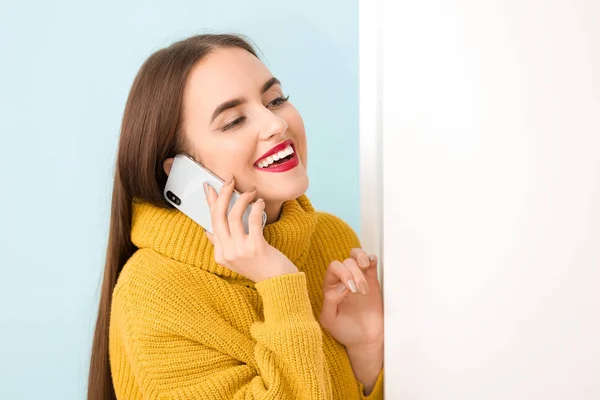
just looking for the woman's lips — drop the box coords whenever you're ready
[254,139,294,165]
[253,139,299,173]
[255,150,299,173]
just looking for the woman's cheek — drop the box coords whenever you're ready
[286,111,308,165]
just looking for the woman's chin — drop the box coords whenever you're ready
[265,177,309,203]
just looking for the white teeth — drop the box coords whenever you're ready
[257,145,295,168]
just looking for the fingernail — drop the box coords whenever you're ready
[359,281,370,295]
[225,174,234,185]
[255,198,264,203]
[359,255,370,268]
[203,182,209,197]
[348,280,358,293]
[369,254,377,262]
[337,283,347,293]
[248,186,256,193]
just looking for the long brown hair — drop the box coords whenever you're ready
[88,34,258,400]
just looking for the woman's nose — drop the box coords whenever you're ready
[259,109,288,141]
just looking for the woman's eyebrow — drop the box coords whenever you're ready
[261,77,281,94]
[211,98,246,123]
[210,77,282,124]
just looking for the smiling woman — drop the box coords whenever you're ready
[88,34,384,400]
[164,47,310,223]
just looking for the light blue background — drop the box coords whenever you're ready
[0,0,358,398]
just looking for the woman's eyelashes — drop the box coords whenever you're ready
[267,94,290,109]
[222,116,246,132]
[220,95,290,132]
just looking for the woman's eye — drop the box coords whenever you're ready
[222,116,246,132]
[267,95,290,109]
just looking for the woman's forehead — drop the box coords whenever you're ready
[187,48,273,101]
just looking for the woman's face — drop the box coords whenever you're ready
[179,47,309,205]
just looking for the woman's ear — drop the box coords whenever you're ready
[163,158,174,176]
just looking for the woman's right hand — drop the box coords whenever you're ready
[203,174,298,282]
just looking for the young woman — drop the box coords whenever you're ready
[88,34,384,400]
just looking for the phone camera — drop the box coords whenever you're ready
[166,190,181,206]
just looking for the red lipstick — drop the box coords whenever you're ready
[254,139,299,173]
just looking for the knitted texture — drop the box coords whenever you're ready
[109,195,384,399]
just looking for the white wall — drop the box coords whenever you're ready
[361,0,600,398]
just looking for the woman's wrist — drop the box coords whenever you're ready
[257,262,298,281]
[255,251,299,282]
[346,341,384,395]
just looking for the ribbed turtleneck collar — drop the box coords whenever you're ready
[130,195,317,280]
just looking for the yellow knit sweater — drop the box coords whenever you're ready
[109,195,384,399]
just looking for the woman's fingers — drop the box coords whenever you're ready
[206,175,235,239]
[323,260,358,293]
[321,260,354,324]
[350,248,371,269]
[350,248,379,281]
[204,182,217,209]
[365,254,379,280]
[228,187,257,239]
[343,258,369,295]
[249,198,266,238]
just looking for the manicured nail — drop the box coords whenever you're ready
[337,283,347,293]
[359,255,370,268]
[359,281,370,295]
[203,182,210,197]
[348,280,358,293]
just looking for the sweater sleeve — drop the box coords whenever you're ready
[111,271,332,400]
[358,368,384,399]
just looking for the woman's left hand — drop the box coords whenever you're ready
[319,249,383,350]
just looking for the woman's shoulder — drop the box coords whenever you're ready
[112,249,218,324]
[314,211,359,238]
[109,249,242,352]
[313,211,362,252]
[114,249,182,297]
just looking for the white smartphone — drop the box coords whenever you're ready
[164,154,266,234]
